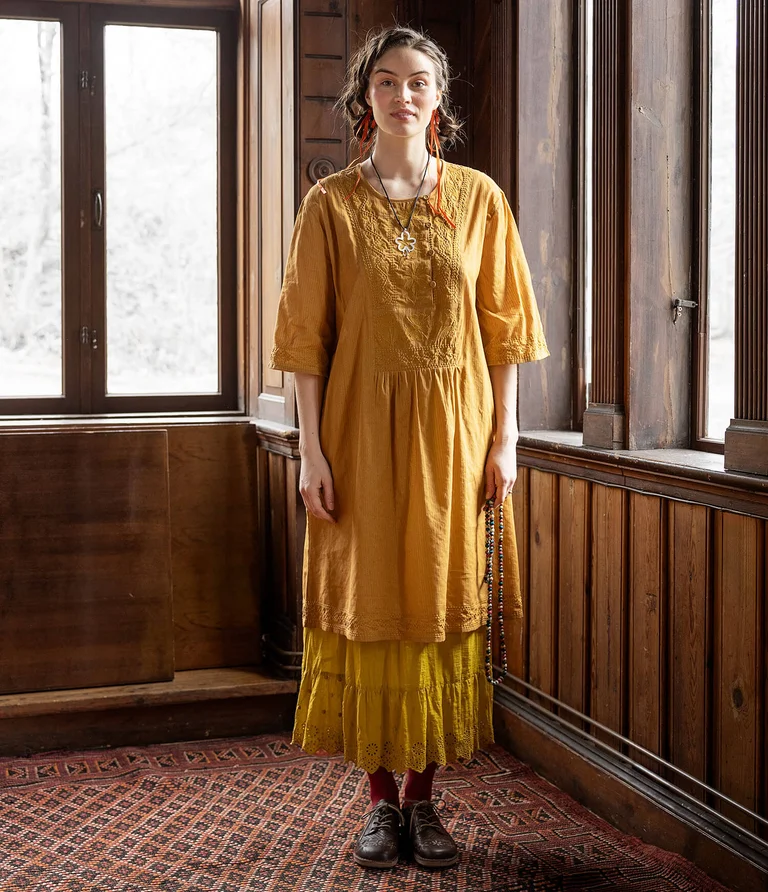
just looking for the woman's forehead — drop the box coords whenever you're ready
[371,47,437,78]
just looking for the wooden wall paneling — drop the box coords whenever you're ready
[259,0,286,397]
[168,425,261,671]
[349,0,400,48]
[557,476,590,723]
[668,501,711,800]
[528,469,559,707]
[516,0,574,431]
[254,0,297,424]
[239,0,251,413]
[417,1,470,168]
[582,0,628,449]
[470,0,515,199]
[713,512,765,830]
[590,483,628,743]
[628,492,666,769]
[259,447,305,675]
[0,431,173,695]
[298,1,348,198]
[267,451,289,622]
[626,0,694,449]
[725,2,768,473]
[509,465,530,681]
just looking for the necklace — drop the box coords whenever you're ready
[370,156,431,255]
[484,498,508,685]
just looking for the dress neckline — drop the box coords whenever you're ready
[355,160,446,204]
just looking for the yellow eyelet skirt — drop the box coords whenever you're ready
[291,625,495,775]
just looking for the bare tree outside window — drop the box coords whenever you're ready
[104,26,219,395]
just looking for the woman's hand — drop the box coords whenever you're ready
[299,446,336,523]
[484,438,518,509]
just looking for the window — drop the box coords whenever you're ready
[0,2,237,415]
[694,0,737,449]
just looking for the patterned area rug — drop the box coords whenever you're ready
[0,734,730,891]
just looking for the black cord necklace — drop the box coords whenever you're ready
[370,155,431,256]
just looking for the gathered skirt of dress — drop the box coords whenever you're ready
[291,625,495,774]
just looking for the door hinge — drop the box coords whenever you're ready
[80,326,98,350]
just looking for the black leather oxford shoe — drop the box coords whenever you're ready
[402,799,459,868]
[352,799,404,869]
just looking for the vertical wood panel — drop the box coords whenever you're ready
[260,0,285,393]
[725,1,768,472]
[558,476,590,719]
[628,493,665,766]
[528,470,558,703]
[510,465,530,681]
[713,511,765,829]
[626,0,694,449]
[582,0,629,448]
[267,452,289,620]
[169,425,261,671]
[517,0,574,430]
[0,431,173,694]
[668,502,711,798]
[590,483,628,740]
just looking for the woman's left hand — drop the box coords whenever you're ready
[484,439,518,509]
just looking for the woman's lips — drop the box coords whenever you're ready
[391,111,415,120]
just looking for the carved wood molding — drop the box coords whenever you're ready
[725,1,768,474]
[583,0,629,448]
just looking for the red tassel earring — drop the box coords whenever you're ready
[345,108,376,200]
[427,108,456,229]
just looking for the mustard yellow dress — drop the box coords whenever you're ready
[270,161,548,774]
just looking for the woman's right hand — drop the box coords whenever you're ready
[299,447,336,523]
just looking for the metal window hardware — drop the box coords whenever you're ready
[79,70,89,90]
[80,327,98,350]
[93,189,104,230]
[672,298,698,324]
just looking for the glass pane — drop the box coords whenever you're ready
[0,19,63,398]
[104,26,219,395]
[706,0,737,439]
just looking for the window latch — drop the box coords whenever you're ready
[672,298,697,324]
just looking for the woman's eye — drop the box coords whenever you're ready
[412,81,427,88]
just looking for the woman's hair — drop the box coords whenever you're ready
[336,25,464,151]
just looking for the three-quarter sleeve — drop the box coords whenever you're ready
[476,189,550,366]
[269,190,336,377]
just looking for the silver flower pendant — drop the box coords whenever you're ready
[395,229,417,255]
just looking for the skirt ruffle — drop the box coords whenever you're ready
[291,625,494,774]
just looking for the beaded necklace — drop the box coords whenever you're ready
[484,498,508,685]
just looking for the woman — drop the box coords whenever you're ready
[270,25,548,870]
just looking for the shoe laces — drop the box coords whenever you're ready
[409,799,448,831]
[366,800,403,833]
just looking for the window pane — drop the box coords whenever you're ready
[706,0,737,439]
[0,19,63,398]
[104,26,219,395]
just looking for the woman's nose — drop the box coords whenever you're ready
[395,85,411,103]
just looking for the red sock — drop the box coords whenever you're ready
[402,762,437,805]
[367,766,399,805]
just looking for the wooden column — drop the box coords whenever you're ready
[582,0,629,449]
[724,1,768,475]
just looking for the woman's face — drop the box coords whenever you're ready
[365,47,442,142]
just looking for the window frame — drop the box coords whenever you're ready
[692,0,729,455]
[0,0,239,416]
